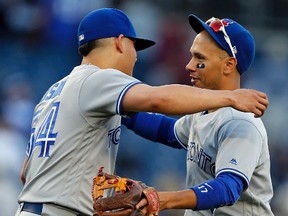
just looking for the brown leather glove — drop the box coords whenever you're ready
[92,167,159,216]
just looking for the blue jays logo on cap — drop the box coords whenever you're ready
[77,8,155,51]
[188,14,255,75]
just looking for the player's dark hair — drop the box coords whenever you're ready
[78,40,98,56]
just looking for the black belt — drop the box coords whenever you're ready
[22,202,89,216]
[22,202,43,215]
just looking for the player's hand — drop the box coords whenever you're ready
[135,193,168,214]
[231,89,269,117]
[135,198,149,215]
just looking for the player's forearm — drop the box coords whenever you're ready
[149,86,267,117]
[123,84,233,115]
[152,86,267,116]
[148,85,235,115]
[158,190,197,210]
[123,84,267,116]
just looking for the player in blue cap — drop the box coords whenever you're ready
[15,8,268,216]
[123,14,274,215]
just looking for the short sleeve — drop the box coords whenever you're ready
[216,119,264,187]
[79,69,141,117]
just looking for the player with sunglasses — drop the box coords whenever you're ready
[123,14,274,215]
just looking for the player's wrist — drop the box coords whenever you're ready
[157,192,170,210]
[158,190,197,210]
[224,90,237,108]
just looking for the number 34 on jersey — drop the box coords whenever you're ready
[27,102,60,158]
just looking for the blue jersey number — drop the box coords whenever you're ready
[28,102,60,158]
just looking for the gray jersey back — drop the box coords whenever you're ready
[18,64,141,215]
[175,108,274,216]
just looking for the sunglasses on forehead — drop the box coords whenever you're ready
[205,17,237,59]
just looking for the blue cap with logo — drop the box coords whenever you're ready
[188,14,255,75]
[78,8,155,51]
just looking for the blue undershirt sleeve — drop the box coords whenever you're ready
[191,172,245,211]
[121,112,182,149]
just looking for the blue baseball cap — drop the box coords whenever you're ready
[78,8,155,51]
[188,14,255,74]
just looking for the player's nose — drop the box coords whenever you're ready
[185,59,197,72]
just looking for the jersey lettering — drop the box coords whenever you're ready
[28,102,60,158]
[108,126,121,147]
[187,141,215,175]
[210,162,216,176]
[40,80,66,102]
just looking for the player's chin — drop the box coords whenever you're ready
[191,82,203,89]
[190,79,203,88]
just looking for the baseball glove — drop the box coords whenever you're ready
[92,167,159,216]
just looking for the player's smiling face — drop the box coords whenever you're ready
[185,31,229,90]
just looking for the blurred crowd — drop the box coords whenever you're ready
[0,0,287,215]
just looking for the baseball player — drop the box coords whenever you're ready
[123,15,274,215]
[15,8,268,216]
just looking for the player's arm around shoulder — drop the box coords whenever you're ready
[121,83,269,116]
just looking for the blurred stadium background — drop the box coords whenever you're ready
[0,0,287,215]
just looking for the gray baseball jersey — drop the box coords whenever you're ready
[18,64,141,215]
[175,107,274,216]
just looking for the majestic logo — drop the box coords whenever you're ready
[229,158,238,165]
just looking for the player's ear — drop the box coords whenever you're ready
[223,57,237,75]
[114,34,125,53]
